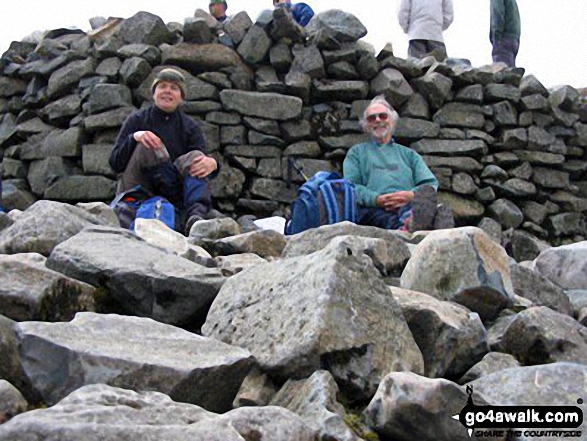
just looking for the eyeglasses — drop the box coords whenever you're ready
[366,112,389,123]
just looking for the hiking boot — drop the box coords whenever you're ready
[409,186,437,232]
[433,203,455,230]
[185,214,204,236]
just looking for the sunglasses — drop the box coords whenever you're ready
[366,112,389,123]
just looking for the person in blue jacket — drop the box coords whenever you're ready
[109,68,218,234]
[273,0,314,27]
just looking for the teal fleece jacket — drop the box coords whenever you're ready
[343,140,438,207]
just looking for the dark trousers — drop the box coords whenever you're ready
[113,144,211,229]
[492,35,519,67]
[357,204,412,230]
[408,39,447,60]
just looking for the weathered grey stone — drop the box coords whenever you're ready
[119,56,152,88]
[488,198,524,229]
[134,219,190,257]
[203,236,424,400]
[548,213,585,237]
[25,157,76,196]
[511,264,572,315]
[328,60,359,80]
[237,25,271,65]
[220,90,302,120]
[550,85,579,111]
[15,313,254,410]
[283,222,411,276]
[215,253,268,277]
[500,306,587,365]
[269,7,305,42]
[88,83,132,114]
[401,227,514,322]
[291,45,325,79]
[15,117,53,136]
[269,370,359,441]
[117,43,161,65]
[0,380,28,424]
[250,178,297,202]
[47,58,96,98]
[20,127,82,159]
[402,92,431,119]
[208,229,286,258]
[433,102,485,129]
[0,77,27,98]
[224,11,253,45]
[312,80,369,102]
[550,191,587,213]
[119,11,172,46]
[458,352,520,384]
[161,43,251,74]
[0,180,37,212]
[532,167,570,189]
[492,178,537,199]
[519,74,548,97]
[392,287,489,378]
[280,158,335,183]
[438,192,485,220]
[84,107,136,132]
[484,83,521,103]
[492,100,518,126]
[370,68,413,107]
[411,139,487,157]
[233,367,277,407]
[283,141,322,157]
[306,10,367,48]
[41,94,82,123]
[249,130,283,147]
[183,17,213,44]
[527,125,555,151]
[422,156,483,173]
[452,172,478,195]
[394,118,440,139]
[0,201,104,256]
[0,315,36,403]
[220,125,246,145]
[514,150,564,167]
[0,253,96,322]
[82,143,115,177]
[189,217,241,240]
[319,133,369,150]
[412,72,453,110]
[46,226,225,326]
[508,229,551,263]
[76,202,120,227]
[364,373,484,441]
[566,290,587,327]
[534,242,587,290]
[44,175,116,201]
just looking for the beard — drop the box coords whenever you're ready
[369,123,392,141]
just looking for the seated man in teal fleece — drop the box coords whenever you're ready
[343,95,451,231]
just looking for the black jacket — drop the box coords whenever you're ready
[109,105,207,174]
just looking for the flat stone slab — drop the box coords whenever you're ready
[220,90,302,120]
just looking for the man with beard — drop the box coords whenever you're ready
[343,96,453,232]
[109,68,218,234]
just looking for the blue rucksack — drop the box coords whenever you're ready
[130,196,176,231]
[285,171,357,235]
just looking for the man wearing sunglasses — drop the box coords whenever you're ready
[343,96,451,232]
[273,0,314,27]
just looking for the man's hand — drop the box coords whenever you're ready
[189,155,217,178]
[133,131,164,150]
[376,191,414,211]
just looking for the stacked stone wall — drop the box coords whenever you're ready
[1,9,586,244]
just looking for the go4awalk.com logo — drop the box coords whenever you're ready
[452,386,584,438]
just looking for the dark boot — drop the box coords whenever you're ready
[409,185,438,232]
[183,175,211,235]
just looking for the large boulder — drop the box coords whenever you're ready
[118,11,172,46]
[392,287,489,379]
[15,313,255,410]
[534,241,587,290]
[458,352,520,384]
[0,200,104,256]
[0,380,28,424]
[220,90,302,120]
[401,227,514,322]
[46,226,225,326]
[0,315,36,403]
[306,10,367,49]
[202,236,424,400]
[499,306,587,366]
[0,253,95,322]
[0,384,318,441]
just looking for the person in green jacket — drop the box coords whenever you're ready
[343,95,453,232]
[490,0,521,67]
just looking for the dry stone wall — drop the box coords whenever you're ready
[1,9,586,245]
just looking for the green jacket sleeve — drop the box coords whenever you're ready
[343,146,380,207]
[410,151,439,191]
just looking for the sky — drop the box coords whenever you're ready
[0,1,585,89]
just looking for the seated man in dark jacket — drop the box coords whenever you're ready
[109,68,218,234]
[273,0,314,27]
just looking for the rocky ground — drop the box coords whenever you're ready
[0,200,586,440]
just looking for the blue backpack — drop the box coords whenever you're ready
[285,171,357,235]
[130,196,176,231]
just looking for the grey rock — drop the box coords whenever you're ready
[280,157,336,183]
[0,380,28,424]
[283,222,411,277]
[249,130,283,146]
[534,241,587,290]
[26,157,77,196]
[511,264,572,315]
[508,229,551,262]
[44,175,116,201]
[500,306,587,365]
[548,213,586,237]
[224,11,253,45]
[237,25,271,65]
[202,236,424,400]
[488,198,523,229]
[514,150,564,166]
[492,178,537,198]
[119,11,172,46]
[88,83,132,114]
[183,18,213,44]
[269,7,305,42]
[477,217,502,244]
[0,253,96,322]
[233,367,277,407]
[0,315,35,403]
[527,125,555,150]
[284,70,312,103]
[283,141,322,157]
[412,72,453,110]
[41,94,82,123]
[401,227,514,322]
[208,229,286,258]
[509,161,533,180]
[549,84,579,111]
[392,287,489,378]
[492,100,518,126]
[402,93,431,119]
[395,118,439,139]
[455,84,484,104]
[47,58,96,98]
[0,180,37,212]
[306,10,367,48]
[550,191,587,213]
[370,68,413,107]
[117,43,161,65]
[84,107,136,133]
[481,165,508,181]
[119,56,152,88]
[76,202,120,227]
[15,117,53,136]
[270,370,359,441]
[220,89,302,120]
[521,201,547,225]
[533,167,570,190]
[46,226,225,326]
[15,313,254,410]
[291,45,325,79]
[328,60,359,80]
[161,43,250,74]
[257,158,282,178]
[437,192,485,220]
[209,163,246,199]
[452,172,478,195]
[458,352,520,384]
[82,143,115,177]
[521,94,549,111]
[0,77,27,98]
[422,156,483,173]
[215,253,268,277]
[364,372,485,441]
[433,102,485,129]
[411,139,487,157]
[519,74,548,97]
[269,43,293,73]
[224,144,281,158]
[220,125,246,145]
[502,128,527,149]
[566,290,587,326]
[0,200,103,256]
[312,80,369,102]
[189,217,241,240]
[20,127,82,159]
[250,178,297,202]
[484,83,521,103]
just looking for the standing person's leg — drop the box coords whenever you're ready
[408,40,428,58]
[174,151,212,234]
[426,40,448,60]
[492,35,519,67]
